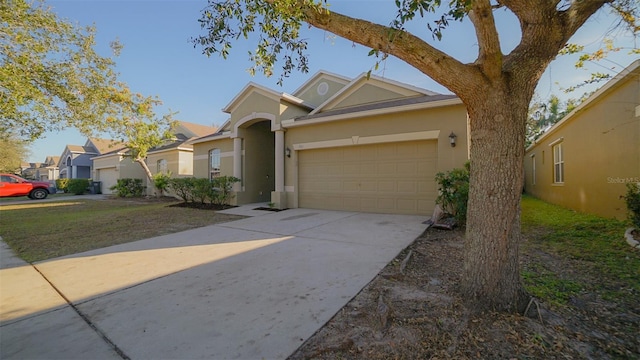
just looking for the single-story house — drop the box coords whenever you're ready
[58,138,123,179]
[524,59,640,220]
[192,71,469,215]
[91,121,217,194]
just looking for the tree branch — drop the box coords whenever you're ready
[468,0,503,80]
[297,5,485,96]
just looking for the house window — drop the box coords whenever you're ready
[157,159,168,174]
[552,142,564,184]
[209,149,221,180]
[531,154,536,186]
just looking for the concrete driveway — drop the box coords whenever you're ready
[0,205,427,359]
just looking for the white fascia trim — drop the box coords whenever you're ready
[548,137,564,147]
[282,98,463,128]
[281,93,316,110]
[222,82,282,113]
[367,73,439,96]
[190,133,231,145]
[293,130,440,151]
[531,59,640,147]
[90,152,126,161]
[291,70,351,96]
[147,146,193,156]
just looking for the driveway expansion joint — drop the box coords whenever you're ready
[32,264,131,360]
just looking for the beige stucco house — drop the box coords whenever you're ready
[91,121,217,194]
[192,71,469,215]
[524,60,640,220]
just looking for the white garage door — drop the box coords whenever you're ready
[298,140,438,215]
[96,168,118,195]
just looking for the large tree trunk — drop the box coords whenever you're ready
[460,85,531,312]
[135,158,156,196]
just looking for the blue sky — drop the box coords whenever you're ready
[28,0,638,162]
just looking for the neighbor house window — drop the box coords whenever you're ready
[531,154,536,186]
[209,149,220,180]
[157,159,168,174]
[552,142,564,184]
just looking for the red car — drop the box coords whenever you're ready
[0,174,52,200]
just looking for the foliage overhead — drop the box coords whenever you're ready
[1,0,172,144]
[193,0,639,312]
[0,135,30,173]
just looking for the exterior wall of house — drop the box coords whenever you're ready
[331,84,408,110]
[295,78,347,107]
[524,74,640,220]
[230,92,281,128]
[284,103,469,209]
[193,138,234,179]
[147,150,184,176]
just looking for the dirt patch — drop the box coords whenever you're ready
[289,228,640,359]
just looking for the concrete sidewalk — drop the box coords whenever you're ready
[0,207,426,359]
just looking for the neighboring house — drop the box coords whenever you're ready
[91,121,217,195]
[524,60,640,220]
[58,138,123,179]
[20,156,60,181]
[91,147,146,195]
[146,121,218,178]
[192,71,469,215]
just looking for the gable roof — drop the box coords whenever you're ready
[222,82,314,114]
[308,73,440,115]
[291,70,351,97]
[288,94,460,126]
[87,138,126,154]
[175,121,218,138]
[529,59,640,148]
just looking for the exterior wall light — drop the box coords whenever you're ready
[285,147,291,158]
[448,132,457,147]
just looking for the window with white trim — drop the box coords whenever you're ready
[209,149,220,180]
[157,159,168,174]
[552,142,564,184]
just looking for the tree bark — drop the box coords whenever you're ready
[135,158,156,196]
[461,81,531,312]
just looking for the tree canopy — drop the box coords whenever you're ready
[0,0,173,146]
[194,0,638,311]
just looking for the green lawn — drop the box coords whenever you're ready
[520,195,639,305]
[0,198,245,263]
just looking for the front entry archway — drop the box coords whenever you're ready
[236,120,275,204]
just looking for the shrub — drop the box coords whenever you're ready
[56,178,70,193]
[435,162,470,226]
[152,172,172,197]
[110,178,145,197]
[169,177,195,203]
[66,178,90,195]
[211,176,241,206]
[623,182,640,228]
[192,178,215,204]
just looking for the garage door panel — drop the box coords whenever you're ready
[299,140,438,215]
[97,168,118,195]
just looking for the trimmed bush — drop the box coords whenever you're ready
[56,178,70,193]
[623,183,640,228]
[110,178,145,197]
[67,178,90,195]
[211,176,240,206]
[152,172,172,197]
[169,177,195,203]
[435,162,470,226]
[192,178,215,204]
